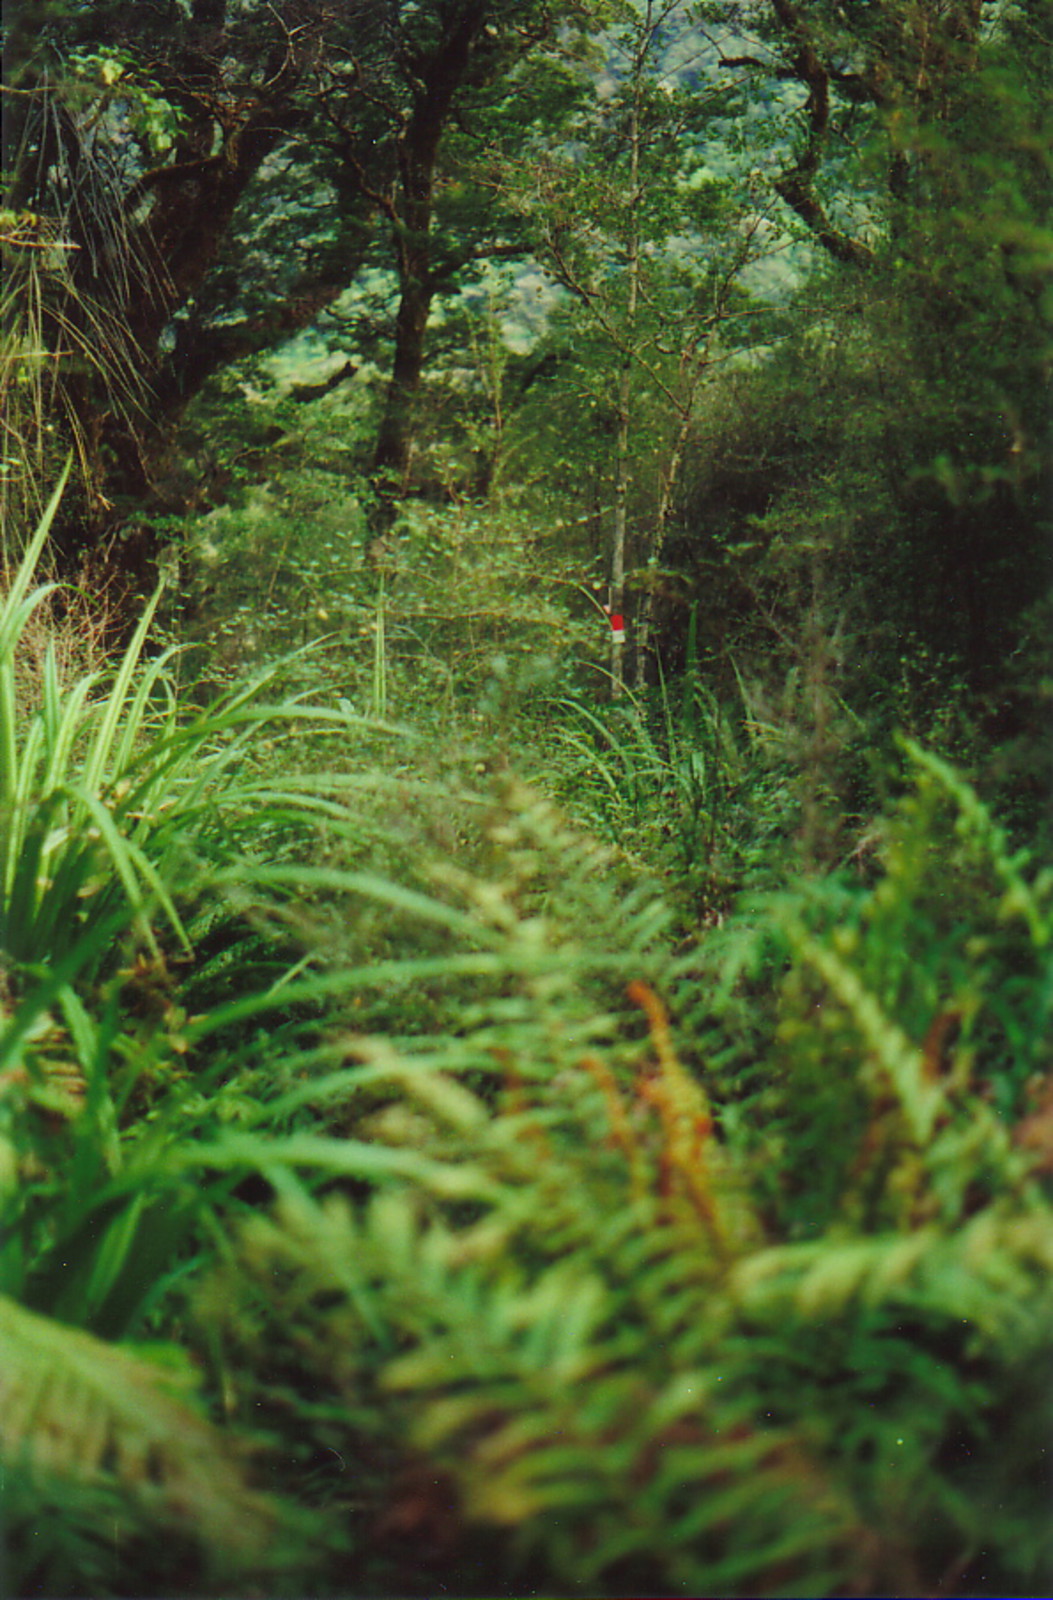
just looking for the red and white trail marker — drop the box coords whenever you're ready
[608,613,625,645]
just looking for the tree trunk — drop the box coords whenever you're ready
[127,115,299,375]
[609,20,645,697]
[373,248,432,485]
[610,358,631,694]
[633,407,692,691]
[370,1,490,493]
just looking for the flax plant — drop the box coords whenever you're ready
[1,463,349,978]
[0,470,379,1590]
[1,464,187,970]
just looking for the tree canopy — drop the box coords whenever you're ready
[2,7,1052,1598]
[0,0,1048,803]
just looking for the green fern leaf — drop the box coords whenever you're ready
[0,1293,277,1561]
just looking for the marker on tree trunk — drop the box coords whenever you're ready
[609,612,625,644]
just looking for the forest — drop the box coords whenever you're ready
[1,2,1051,1596]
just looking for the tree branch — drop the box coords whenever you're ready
[767,0,874,269]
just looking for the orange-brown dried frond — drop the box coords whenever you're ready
[629,981,725,1252]
[628,980,713,1147]
[580,1052,647,1203]
[921,1008,964,1082]
[627,979,678,1075]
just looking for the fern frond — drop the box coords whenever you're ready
[0,1293,278,1561]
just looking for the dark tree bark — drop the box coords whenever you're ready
[328,1,560,498]
[371,1,490,486]
[763,0,988,270]
[128,131,290,359]
[1,0,367,601]
[767,0,874,269]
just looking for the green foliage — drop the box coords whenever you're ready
[163,365,596,716]
[2,467,186,968]
[1,461,320,974]
[690,734,1052,1215]
[191,746,1052,1599]
[3,466,1050,1598]
[0,471,378,1591]
[2,10,1050,1597]
[667,4,1053,836]
[530,681,744,909]
[64,46,188,157]
[0,1293,281,1575]
[519,603,815,919]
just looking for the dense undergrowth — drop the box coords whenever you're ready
[2,478,1052,1600]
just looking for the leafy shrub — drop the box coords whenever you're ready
[192,746,1053,1599]
[164,369,596,721]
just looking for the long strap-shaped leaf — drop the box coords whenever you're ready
[0,458,71,649]
[79,583,165,795]
[0,458,72,814]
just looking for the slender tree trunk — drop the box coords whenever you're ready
[371,0,489,493]
[610,358,631,694]
[372,131,437,485]
[373,254,432,485]
[631,218,758,688]
[371,220,432,480]
[610,20,645,697]
[633,406,693,690]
